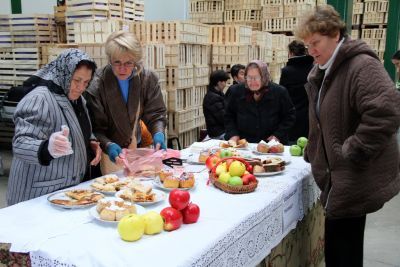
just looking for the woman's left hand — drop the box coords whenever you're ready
[90,141,102,165]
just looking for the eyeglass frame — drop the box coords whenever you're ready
[245,76,262,82]
[110,60,136,68]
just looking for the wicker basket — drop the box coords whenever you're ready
[209,157,258,194]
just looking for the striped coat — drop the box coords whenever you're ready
[7,87,89,205]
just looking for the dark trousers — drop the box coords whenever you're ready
[325,215,366,267]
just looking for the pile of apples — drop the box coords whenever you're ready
[213,158,257,186]
[205,148,237,170]
[290,137,308,156]
[117,189,200,242]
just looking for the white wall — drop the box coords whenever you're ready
[21,0,55,14]
[144,0,188,21]
[0,0,12,14]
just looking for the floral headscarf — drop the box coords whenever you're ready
[34,48,96,96]
[245,60,270,91]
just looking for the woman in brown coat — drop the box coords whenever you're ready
[86,31,167,171]
[296,5,400,267]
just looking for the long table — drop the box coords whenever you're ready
[0,142,321,266]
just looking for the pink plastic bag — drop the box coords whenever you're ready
[120,148,180,177]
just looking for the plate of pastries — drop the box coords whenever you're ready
[153,167,196,191]
[89,197,146,224]
[48,189,104,209]
[253,140,285,155]
[115,181,166,206]
[90,174,130,195]
[247,157,286,177]
[220,139,248,149]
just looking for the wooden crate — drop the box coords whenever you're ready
[66,0,109,12]
[189,11,224,24]
[65,10,108,43]
[363,12,385,24]
[212,45,250,65]
[166,66,194,89]
[168,107,203,133]
[154,68,166,90]
[363,39,380,51]
[225,0,262,10]
[272,49,287,63]
[259,46,273,63]
[165,44,193,67]
[41,44,78,66]
[224,9,262,23]
[161,89,168,110]
[261,0,283,5]
[352,14,361,25]
[193,45,211,66]
[108,0,123,19]
[143,43,165,69]
[78,43,108,67]
[167,87,194,112]
[72,19,121,43]
[0,47,40,84]
[134,1,145,21]
[248,45,259,61]
[193,85,207,107]
[262,5,284,18]
[263,17,296,32]
[189,0,224,13]
[178,128,199,148]
[163,21,211,45]
[251,30,273,48]
[283,0,315,4]
[122,0,135,21]
[351,29,360,40]
[194,66,209,86]
[268,62,285,83]
[271,34,289,49]
[283,3,313,18]
[352,2,363,15]
[209,25,252,45]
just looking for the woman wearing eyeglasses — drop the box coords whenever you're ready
[224,60,295,144]
[296,5,400,267]
[86,31,167,174]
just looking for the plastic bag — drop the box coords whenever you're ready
[120,148,180,178]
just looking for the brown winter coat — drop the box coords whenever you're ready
[86,65,167,149]
[304,37,400,218]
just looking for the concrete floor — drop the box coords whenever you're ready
[0,146,399,266]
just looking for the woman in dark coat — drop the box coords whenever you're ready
[202,70,230,139]
[279,40,314,143]
[224,60,295,144]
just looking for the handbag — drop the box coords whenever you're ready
[100,100,141,175]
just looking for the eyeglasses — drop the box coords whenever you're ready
[304,38,322,50]
[111,60,135,68]
[245,76,261,82]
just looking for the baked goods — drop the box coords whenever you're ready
[119,182,156,202]
[198,151,209,163]
[220,139,248,149]
[96,198,137,221]
[256,140,284,153]
[159,167,174,182]
[251,157,286,173]
[50,189,104,206]
[90,175,128,192]
[163,176,180,188]
[257,142,269,153]
[179,172,195,188]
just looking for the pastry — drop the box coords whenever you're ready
[96,198,137,221]
[257,142,269,153]
[163,176,180,188]
[198,151,209,163]
[159,167,174,182]
[179,172,195,188]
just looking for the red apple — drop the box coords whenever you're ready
[160,207,183,231]
[205,155,220,170]
[242,173,256,184]
[182,202,200,224]
[169,189,190,210]
[225,158,234,169]
[241,175,250,185]
[246,164,253,173]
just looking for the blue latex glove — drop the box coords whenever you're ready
[153,132,166,150]
[106,143,122,163]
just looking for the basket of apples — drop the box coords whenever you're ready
[209,157,258,194]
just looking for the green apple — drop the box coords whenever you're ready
[297,137,308,148]
[215,163,227,176]
[219,149,233,158]
[229,161,246,177]
[290,145,302,156]
[218,172,231,183]
[228,176,243,186]
[141,211,164,235]
[118,214,145,242]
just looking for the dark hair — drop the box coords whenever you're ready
[76,60,97,73]
[288,40,307,56]
[230,64,245,79]
[209,70,230,88]
[393,50,400,60]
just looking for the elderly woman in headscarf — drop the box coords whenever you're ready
[224,60,296,144]
[7,49,101,206]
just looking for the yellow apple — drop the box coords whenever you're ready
[218,172,231,183]
[229,161,246,177]
[141,211,164,235]
[216,163,227,176]
[118,214,145,242]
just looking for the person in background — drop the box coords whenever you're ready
[296,5,400,267]
[225,64,245,102]
[7,49,101,205]
[202,70,230,140]
[279,40,314,143]
[392,50,400,89]
[224,60,295,144]
[86,31,167,172]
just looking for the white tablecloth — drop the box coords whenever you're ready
[0,143,320,267]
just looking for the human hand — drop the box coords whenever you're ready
[106,143,122,163]
[230,136,240,143]
[48,126,73,158]
[153,132,166,150]
[267,135,280,142]
[90,141,101,165]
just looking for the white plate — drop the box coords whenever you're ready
[254,170,285,177]
[152,179,196,192]
[115,189,166,206]
[47,190,104,209]
[252,149,284,156]
[89,205,146,225]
